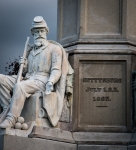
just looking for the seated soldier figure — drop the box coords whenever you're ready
[0,16,69,128]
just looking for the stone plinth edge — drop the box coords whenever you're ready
[0,135,77,150]
[29,126,75,144]
[73,132,136,145]
[0,121,35,137]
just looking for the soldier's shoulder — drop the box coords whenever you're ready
[48,40,62,48]
[48,40,62,52]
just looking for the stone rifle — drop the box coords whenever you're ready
[0,37,30,123]
[16,37,30,83]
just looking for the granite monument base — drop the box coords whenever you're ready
[0,128,136,150]
[74,132,136,150]
[78,145,136,150]
[0,134,76,150]
[65,44,136,149]
[0,126,76,150]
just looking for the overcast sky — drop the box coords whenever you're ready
[0,0,57,74]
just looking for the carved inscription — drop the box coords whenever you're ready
[93,97,111,101]
[82,78,121,107]
[79,61,126,126]
[83,78,122,83]
[86,87,119,92]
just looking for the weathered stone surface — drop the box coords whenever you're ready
[128,145,136,150]
[0,122,35,137]
[127,0,136,43]
[57,1,136,150]
[0,135,77,150]
[79,60,125,127]
[57,0,79,45]
[21,92,42,123]
[57,0,126,46]
[67,44,136,132]
[78,145,127,150]
[73,132,134,145]
[21,92,52,128]
[57,0,136,47]
[29,126,75,143]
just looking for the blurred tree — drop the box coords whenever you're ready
[5,56,20,76]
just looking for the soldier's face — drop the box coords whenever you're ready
[33,28,46,41]
[33,28,47,47]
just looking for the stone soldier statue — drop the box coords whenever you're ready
[0,16,73,128]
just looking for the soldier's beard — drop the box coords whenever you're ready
[34,38,46,47]
[34,41,42,47]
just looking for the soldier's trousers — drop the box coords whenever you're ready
[0,74,46,122]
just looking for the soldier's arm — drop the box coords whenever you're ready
[47,45,62,85]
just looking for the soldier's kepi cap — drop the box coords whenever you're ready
[30,16,49,33]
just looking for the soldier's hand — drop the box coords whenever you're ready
[45,82,53,95]
[19,57,27,65]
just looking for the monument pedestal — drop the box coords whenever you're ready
[66,44,136,149]
[30,127,136,149]
[56,0,136,149]
[0,127,136,150]
[67,44,136,133]
[74,132,136,150]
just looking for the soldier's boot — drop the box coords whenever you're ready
[0,107,10,124]
[0,113,16,128]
